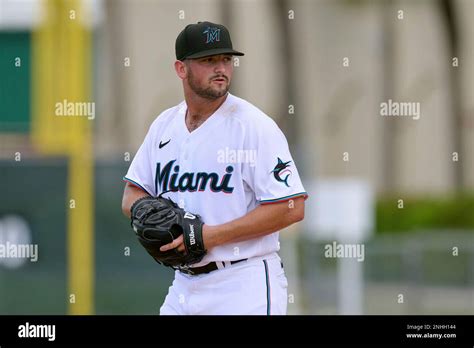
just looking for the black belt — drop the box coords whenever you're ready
[178,258,248,276]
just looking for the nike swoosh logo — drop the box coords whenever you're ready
[159,139,171,149]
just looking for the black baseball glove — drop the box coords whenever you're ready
[130,196,207,268]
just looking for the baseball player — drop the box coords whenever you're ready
[121,21,308,315]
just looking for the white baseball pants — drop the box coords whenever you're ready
[160,252,288,315]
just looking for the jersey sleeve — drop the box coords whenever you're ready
[123,123,157,197]
[244,118,308,205]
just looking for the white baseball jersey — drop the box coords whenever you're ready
[124,93,307,267]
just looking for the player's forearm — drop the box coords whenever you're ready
[204,197,305,249]
[121,182,150,218]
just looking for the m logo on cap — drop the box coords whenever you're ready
[203,26,220,44]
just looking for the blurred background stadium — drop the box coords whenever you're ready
[0,0,473,315]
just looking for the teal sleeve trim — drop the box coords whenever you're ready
[259,192,308,205]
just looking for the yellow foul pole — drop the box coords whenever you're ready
[31,0,94,314]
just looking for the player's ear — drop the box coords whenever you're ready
[174,60,187,80]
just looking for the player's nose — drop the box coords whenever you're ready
[213,59,227,73]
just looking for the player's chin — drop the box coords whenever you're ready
[219,82,231,91]
[208,86,229,98]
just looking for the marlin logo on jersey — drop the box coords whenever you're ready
[155,160,234,194]
[203,26,220,43]
[271,157,292,187]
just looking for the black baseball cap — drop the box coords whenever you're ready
[175,21,244,61]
